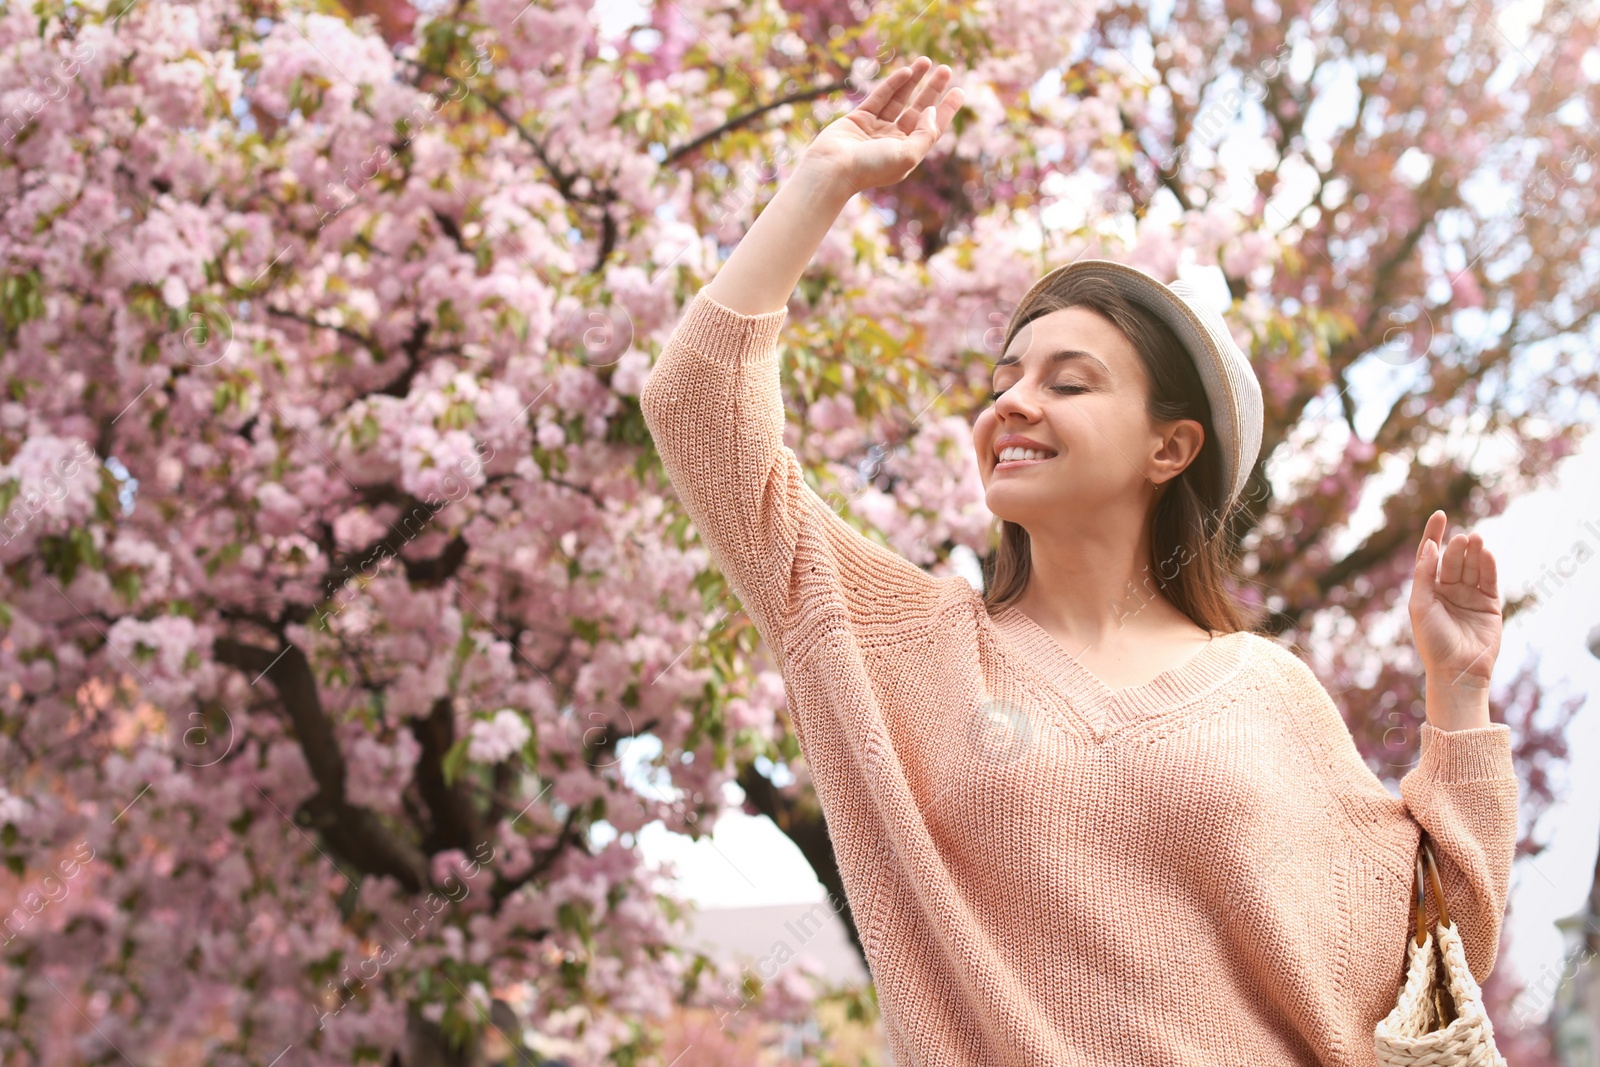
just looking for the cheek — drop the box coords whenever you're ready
[1070,406,1145,479]
[1052,401,1113,445]
[970,412,990,449]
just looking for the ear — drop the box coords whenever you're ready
[1148,418,1205,486]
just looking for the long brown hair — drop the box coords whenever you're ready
[979,271,1263,635]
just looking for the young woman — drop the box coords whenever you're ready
[639,55,1517,1066]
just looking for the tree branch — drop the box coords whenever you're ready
[490,805,586,906]
[735,760,867,969]
[213,636,430,891]
[264,305,378,354]
[320,499,471,595]
[410,696,483,854]
[662,82,848,165]
[1312,467,1481,600]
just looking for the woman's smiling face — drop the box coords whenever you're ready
[973,305,1176,529]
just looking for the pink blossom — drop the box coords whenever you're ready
[1451,270,1485,309]
[467,708,531,764]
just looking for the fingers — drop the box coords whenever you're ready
[1412,519,1437,600]
[851,54,964,153]
[1454,532,1497,601]
[1458,532,1481,589]
[1416,509,1444,573]
[1479,538,1499,601]
[1417,509,1444,557]
[1418,509,1497,599]
[909,86,964,151]
[860,56,930,124]
[898,63,953,133]
[1440,529,1467,586]
[940,85,966,126]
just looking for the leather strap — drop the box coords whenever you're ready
[1411,834,1453,946]
[1412,852,1428,946]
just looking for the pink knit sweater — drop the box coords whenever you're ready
[638,288,1520,1066]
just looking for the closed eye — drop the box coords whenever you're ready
[988,385,1089,401]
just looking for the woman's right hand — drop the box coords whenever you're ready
[801,56,965,194]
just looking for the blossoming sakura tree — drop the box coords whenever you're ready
[1,0,1596,1061]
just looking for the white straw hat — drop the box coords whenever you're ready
[1005,258,1264,513]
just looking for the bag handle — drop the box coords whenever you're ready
[1412,834,1453,947]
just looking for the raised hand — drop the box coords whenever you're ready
[1408,509,1502,709]
[801,55,965,194]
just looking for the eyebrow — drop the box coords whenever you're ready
[993,349,1111,376]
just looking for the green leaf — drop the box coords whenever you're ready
[556,899,593,949]
[604,398,651,448]
[441,736,471,786]
[440,999,475,1050]
[112,569,141,606]
[38,525,104,585]
[0,268,44,332]
[439,400,477,431]
[354,413,381,451]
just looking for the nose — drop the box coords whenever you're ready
[991,382,1043,421]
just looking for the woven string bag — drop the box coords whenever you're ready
[1373,835,1508,1067]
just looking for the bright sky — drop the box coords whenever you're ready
[589,0,1600,1023]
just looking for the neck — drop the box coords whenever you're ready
[1012,528,1200,656]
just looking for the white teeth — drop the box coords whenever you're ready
[998,446,1053,462]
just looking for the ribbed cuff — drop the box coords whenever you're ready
[1415,721,1515,783]
[673,289,789,367]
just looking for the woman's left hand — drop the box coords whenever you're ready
[1408,509,1502,693]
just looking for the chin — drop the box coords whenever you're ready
[982,487,1039,525]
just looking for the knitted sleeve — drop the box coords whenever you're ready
[1271,648,1520,986]
[1398,720,1520,983]
[638,287,942,686]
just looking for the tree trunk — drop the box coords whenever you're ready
[393,1000,542,1067]
[735,761,868,971]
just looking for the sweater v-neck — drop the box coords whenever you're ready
[983,601,1252,741]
